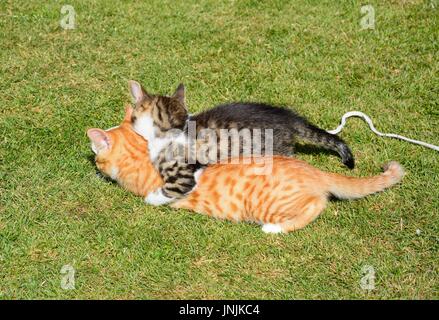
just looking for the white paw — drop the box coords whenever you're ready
[262,223,283,234]
[194,168,204,184]
[144,189,174,206]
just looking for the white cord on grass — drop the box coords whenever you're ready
[327,111,439,152]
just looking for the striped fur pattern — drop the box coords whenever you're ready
[129,80,356,202]
[87,106,404,233]
[190,102,355,168]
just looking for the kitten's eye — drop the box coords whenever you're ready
[131,115,137,122]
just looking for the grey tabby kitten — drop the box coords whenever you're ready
[128,80,355,205]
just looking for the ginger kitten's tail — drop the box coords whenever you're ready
[325,161,404,199]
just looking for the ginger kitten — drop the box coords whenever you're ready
[128,80,355,205]
[87,106,404,233]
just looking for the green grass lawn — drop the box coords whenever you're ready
[1,0,438,299]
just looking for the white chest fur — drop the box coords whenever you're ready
[132,114,187,162]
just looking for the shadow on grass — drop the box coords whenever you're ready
[294,144,341,160]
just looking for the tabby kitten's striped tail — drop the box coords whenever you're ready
[325,161,404,200]
[294,122,355,169]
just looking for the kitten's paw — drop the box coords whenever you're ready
[262,223,283,234]
[145,189,174,206]
[194,168,205,184]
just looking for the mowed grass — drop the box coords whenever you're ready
[0,0,438,299]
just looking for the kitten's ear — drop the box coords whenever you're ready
[123,104,134,123]
[87,128,111,154]
[172,83,185,105]
[128,80,147,103]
